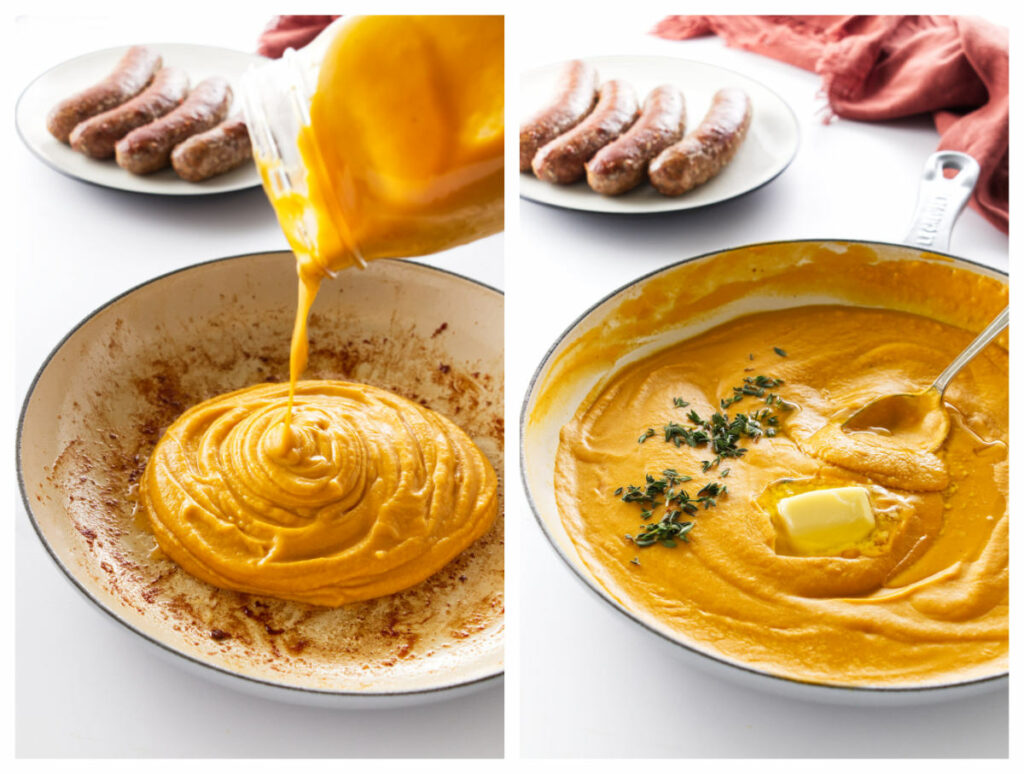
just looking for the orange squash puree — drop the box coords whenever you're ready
[290,15,504,279]
[141,16,503,606]
[553,276,1007,686]
[274,14,504,418]
[141,382,497,607]
[531,242,1006,430]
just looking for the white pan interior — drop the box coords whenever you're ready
[522,239,1007,701]
[20,252,504,701]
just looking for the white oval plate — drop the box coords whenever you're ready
[519,55,800,213]
[16,43,265,196]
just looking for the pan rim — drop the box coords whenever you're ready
[17,250,505,700]
[519,237,1008,696]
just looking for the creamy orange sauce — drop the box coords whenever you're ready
[271,14,504,418]
[288,15,504,279]
[141,382,496,606]
[547,247,1007,686]
[141,16,504,607]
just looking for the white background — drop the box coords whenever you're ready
[508,11,1010,759]
[6,4,1016,764]
[11,13,503,759]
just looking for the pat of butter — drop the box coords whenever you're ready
[777,487,875,554]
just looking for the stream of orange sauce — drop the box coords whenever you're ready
[141,16,505,607]
[266,15,505,433]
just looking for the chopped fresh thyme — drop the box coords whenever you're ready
[664,421,709,447]
[619,356,794,551]
[720,393,743,409]
[774,346,788,357]
[630,556,641,566]
[734,374,783,398]
[629,518,695,548]
[615,468,726,548]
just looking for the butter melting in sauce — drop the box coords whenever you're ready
[555,305,1007,685]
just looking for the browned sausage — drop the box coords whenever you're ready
[519,60,598,172]
[115,77,232,174]
[585,85,686,195]
[649,88,752,196]
[171,119,252,182]
[46,46,162,143]
[531,80,639,184]
[68,68,189,159]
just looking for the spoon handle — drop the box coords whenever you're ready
[933,307,1009,395]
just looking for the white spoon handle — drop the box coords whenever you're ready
[933,307,1009,395]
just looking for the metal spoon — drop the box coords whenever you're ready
[842,306,1008,450]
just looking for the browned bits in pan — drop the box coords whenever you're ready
[46,46,163,143]
[519,59,599,172]
[531,79,640,185]
[69,67,190,160]
[585,84,687,196]
[649,88,752,196]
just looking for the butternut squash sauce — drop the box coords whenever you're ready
[140,16,503,607]
[556,304,1007,686]
[141,382,497,606]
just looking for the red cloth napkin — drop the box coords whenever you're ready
[257,15,339,59]
[653,15,1008,233]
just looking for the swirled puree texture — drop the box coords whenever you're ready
[556,303,1007,687]
[139,16,503,610]
[142,382,497,606]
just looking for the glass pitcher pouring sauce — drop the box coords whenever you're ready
[241,15,505,440]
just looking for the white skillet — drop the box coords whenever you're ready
[521,152,1007,704]
[19,253,504,707]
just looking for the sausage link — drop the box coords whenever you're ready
[69,68,189,159]
[519,60,598,172]
[531,80,639,184]
[585,85,686,195]
[171,119,252,182]
[115,77,233,174]
[47,46,162,143]
[649,88,752,196]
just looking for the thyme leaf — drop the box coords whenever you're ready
[620,363,792,551]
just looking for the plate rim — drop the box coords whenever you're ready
[17,250,505,700]
[519,237,1008,697]
[518,53,802,214]
[15,41,265,198]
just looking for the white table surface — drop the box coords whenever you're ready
[508,14,1009,759]
[12,13,502,759]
